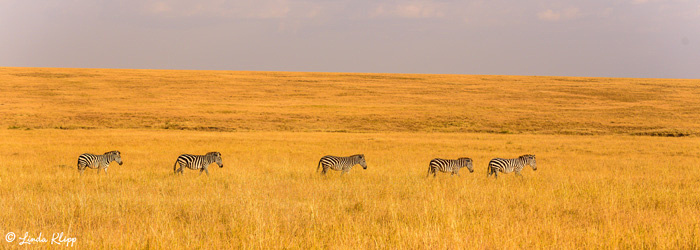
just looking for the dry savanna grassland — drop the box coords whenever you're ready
[0,67,699,249]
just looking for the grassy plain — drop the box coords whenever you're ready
[0,67,699,248]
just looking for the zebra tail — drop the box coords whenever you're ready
[316,159,322,172]
[173,160,178,174]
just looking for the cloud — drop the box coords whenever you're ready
[142,0,299,19]
[371,1,445,19]
[630,0,671,4]
[148,2,171,14]
[537,9,560,21]
[537,7,580,22]
[685,3,700,19]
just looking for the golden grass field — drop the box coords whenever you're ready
[1,67,699,248]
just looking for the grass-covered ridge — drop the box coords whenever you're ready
[1,67,698,135]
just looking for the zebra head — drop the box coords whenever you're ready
[355,154,367,169]
[207,152,223,168]
[105,151,123,165]
[459,157,474,173]
[521,154,536,171]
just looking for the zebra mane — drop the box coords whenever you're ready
[458,157,472,161]
[104,151,120,155]
[206,152,221,157]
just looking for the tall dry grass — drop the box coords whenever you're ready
[0,67,699,248]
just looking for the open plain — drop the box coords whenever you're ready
[1,67,699,248]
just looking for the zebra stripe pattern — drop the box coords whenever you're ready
[173,152,223,175]
[317,154,367,175]
[427,157,473,177]
[77,151,123,175]
[487,154,537,178]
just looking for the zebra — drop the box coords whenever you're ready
[77,151,123,175]
[427,157,474,177]
[487,154,537,178]
[173,152,223,175]
[317,154,367,175]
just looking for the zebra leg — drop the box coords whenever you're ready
[104,167,108,175]
[341,166,352,176]
[204,167,210,176]
[321,166,328,175]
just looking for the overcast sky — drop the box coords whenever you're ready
[1,0,699,78]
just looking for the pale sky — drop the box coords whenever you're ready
[1,0,699,78]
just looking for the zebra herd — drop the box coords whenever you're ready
[76,151,537,178]
[425,154,536,178]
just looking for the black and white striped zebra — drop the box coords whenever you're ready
[487,154,537,178]
[427,157,474,177]
[77,151,123,175]
[173,152,223,175]
[317,154,367,175]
